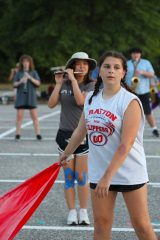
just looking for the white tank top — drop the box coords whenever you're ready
[84,87,148,185]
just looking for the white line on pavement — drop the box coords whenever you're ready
[0,137,55,140]
[0,180,64,183]
[0,119,59,122]
[0,110,60,139]
[152,223,160,226]
[0,153,58,156]
[0,153,159,158]
[1,137,160,142]
[0,126,58,130]
[143,139,160,142]
[0,126,158,130]
[22,225,160,232]
[0,179,159,187]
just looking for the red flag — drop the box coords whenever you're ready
[0,162,61,240]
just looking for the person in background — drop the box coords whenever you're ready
[13,54,42,140]
[48,52,97,226]
[91,66,104,90]
[125,47,159,137]
[8,62,20,81]
[8,62,20,101]
[59,51,157,240]
[90,66,99,81]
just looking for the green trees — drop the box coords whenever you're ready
[0,0,160,82]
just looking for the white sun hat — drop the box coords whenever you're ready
[65,52,97,70]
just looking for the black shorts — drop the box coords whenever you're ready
[15,105,36,109]
[90,182,146,192]
[56,129,89,155]
[137,93,151,115]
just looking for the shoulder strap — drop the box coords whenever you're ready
[132,59,140,76]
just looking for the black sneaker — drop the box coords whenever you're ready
[152,129,159,137]
[15,134,21,140]
[36,134,42,140]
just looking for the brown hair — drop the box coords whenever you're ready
[19,54,35,71]
[88,50,133,104]
[67,60,93,85]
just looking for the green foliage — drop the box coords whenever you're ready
[0,0,160,82]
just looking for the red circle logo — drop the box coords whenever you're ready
[89,132,108,146]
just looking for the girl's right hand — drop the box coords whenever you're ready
[55,72,64,85]
[95,175,111,198]
[59,153,71,166]
[20,76,28,84]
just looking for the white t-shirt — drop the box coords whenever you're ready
[84,87,149,185]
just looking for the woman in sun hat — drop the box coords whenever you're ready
[48,52,97,226]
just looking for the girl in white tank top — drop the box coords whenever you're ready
[60,51,157,240]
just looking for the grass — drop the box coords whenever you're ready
[0,83,13,91]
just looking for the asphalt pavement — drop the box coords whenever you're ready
[0,103,160,240]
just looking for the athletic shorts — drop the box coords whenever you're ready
[15,106,36,109]
[56,129,89,157]
[137,93,151,115]
[90,182,146,192]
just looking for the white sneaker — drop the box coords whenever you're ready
[79,209,90,225]
[67,209,78,225]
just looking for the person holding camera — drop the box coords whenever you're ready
[13,54,42,140]
[48,52,96,225]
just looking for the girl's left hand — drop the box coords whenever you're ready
[135,70,144,76]
[65,69,76,82]
[24,72,32,80]
[95,176,111,198]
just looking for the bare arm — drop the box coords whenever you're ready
[24,72,40,87]
[8,69,16,81]
[96,99,142,198]
[13,72,40,88]
[60,112,87,164]
[48,73,63,108]
[71,80,86,105]
[66,69,86,106]
[135,70,154,78]
[29,76,40,87]
[13,80,23,88]
[48,83,62,108]
[13,75,27,88]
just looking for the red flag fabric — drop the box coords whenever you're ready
[0,162,61,240]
